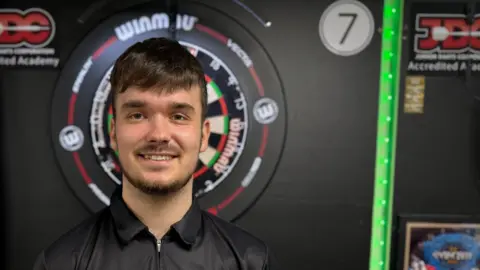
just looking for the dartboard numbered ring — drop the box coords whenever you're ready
[50,4,286,221]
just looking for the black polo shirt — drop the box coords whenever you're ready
[33,188,277,269]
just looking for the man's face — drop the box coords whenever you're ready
[110,85,210,195]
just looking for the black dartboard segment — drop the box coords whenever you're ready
[50,5,286,221]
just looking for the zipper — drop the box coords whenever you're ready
[157,239,162,252]
[157,239,162,270]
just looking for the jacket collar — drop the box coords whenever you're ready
[109,186,202,247]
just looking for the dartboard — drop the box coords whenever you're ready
[50,3,286,221]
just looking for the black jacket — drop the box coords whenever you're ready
[33,188,277,269]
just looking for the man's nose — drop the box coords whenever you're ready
[146,116,171,142]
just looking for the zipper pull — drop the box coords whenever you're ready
[157,239,162,252]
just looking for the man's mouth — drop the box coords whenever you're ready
[138,154,177,161]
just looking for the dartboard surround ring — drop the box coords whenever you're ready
[51,6,286,221]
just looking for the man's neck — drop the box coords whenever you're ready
[121,180,193,239]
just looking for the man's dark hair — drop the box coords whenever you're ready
[109,37,208,121]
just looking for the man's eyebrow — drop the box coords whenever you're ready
[120,100,146,110]
[170,102,195,112]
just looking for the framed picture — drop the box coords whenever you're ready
[396,214,480,270]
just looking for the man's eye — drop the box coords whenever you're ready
[172,114,187,121]
[128,113,144,120]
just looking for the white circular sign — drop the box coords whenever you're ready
[59,125,84,152]
[253,97,279,124]
[319,0,375,56]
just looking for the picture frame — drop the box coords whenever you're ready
[394,214,480,270]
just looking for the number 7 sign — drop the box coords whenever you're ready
[319,0,375,56]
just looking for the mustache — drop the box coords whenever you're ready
[135,143,180,155]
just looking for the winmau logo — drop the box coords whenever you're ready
[114,13,198,41]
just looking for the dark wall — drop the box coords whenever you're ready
[1,0,386,269]
[392,0,480,267]
[395,0,480,215]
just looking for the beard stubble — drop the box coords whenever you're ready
[122,166,194,196]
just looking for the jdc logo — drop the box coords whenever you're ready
[59,125,84,152]
[0,8,55,48]
[253,97,279,124]
[414,14,480,53]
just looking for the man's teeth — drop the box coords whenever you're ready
[143,155,173,161]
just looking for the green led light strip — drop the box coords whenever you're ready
[368,0,403,269]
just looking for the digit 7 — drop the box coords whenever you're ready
[338,12,357,45]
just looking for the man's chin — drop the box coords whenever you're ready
[127,177,190,196]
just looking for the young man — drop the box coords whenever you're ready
[33,37,277,269]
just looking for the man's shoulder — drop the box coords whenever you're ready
[201,211,268,252]
[36,209,110,268]
[201,211,279,269]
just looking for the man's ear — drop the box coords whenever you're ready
[110,117,117,151]
[200,119,211,152]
